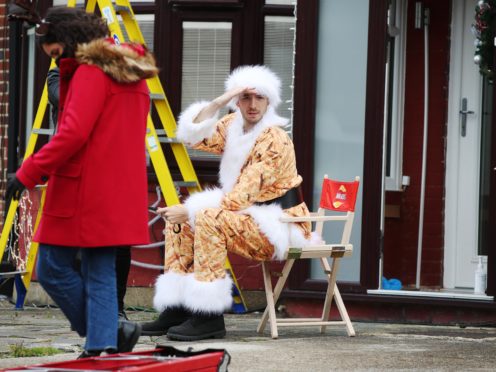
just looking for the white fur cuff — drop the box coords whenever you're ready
[243,204,309,261]
[177,101,219,145]
[153,272,189,312]
[183,188,223,229]
[183,274,233,313]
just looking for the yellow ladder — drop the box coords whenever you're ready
[0,0,247,312]
[0,75,50,309]
[87,0,201,203]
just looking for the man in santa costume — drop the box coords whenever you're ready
[141,65,311,341]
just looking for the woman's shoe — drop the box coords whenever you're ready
[77,350,101,359]
[118,310,129,321]
[117,320,141,353]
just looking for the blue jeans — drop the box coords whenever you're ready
[37,244,117,352]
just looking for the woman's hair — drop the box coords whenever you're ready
[37,7,109,58]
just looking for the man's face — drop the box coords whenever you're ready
[236,92,269,127]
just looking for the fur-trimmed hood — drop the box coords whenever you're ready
[76,38,158,83]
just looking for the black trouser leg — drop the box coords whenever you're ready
[115,246,131,314]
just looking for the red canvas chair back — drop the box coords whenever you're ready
[320,177,359,212]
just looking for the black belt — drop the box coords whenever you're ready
[256,186,303,209]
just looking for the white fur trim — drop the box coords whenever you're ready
[219,107,288,192]
[225,65,282,110]
[183,274,233,313]
[177,101,219,145]
[242,204,309,260]
[309,231,325,245]
[183,188,223,229]
[153,272,188,312]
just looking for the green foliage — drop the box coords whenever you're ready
[473,0,496,82]
[5,343,63,358]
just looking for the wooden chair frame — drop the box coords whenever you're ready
[257,176,359,339]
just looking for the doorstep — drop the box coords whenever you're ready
[367,288,494,301]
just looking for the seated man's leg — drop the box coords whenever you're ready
[167,208,275,341]
[141,221,194,336]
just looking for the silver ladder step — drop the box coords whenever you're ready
[174,181,199,188]
[0,271,27,278]
[32,128,55,136]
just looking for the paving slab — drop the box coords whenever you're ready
[1,297,496,371]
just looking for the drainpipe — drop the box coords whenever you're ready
[415,3,430,289]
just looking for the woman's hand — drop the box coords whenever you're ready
[157,204,189,224]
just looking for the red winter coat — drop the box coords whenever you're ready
[16,39,158,247]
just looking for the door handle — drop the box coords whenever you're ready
[459,97,475,137]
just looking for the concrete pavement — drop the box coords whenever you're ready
[1,296,496,371]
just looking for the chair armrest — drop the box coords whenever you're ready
[285,244,353,259]
[280,215,348,223]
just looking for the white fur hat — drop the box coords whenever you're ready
[224,65,282,110]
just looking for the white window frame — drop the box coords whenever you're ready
[384,0,408,191]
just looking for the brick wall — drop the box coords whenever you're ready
[383,0,450,288]
[0,0,8,231]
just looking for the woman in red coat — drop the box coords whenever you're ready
[6,7,157,358]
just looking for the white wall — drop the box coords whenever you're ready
[311,0,369,281]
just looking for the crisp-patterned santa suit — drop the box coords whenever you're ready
[153,93,311,315]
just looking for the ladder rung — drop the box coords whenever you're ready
[150,93,165,100]
[114,5,131,13]
[0,271,27,278]
[174,181,199,188]
[32,128,55,135]
[154,130,181,144]
[158,137,181,144]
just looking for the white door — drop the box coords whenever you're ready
[444,0,483,289]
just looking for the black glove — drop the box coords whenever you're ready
[5,175,26,202]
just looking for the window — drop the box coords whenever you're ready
[264,15,296,134]
[159,1,297,166]
[384,0,407,191]
[181,22,232,112]
[181,21,233,159]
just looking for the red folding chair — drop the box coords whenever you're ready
[257,175,360,339]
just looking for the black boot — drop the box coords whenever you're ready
[167,312,226,341]
[141,307,190,336]
[117,320,141,353]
